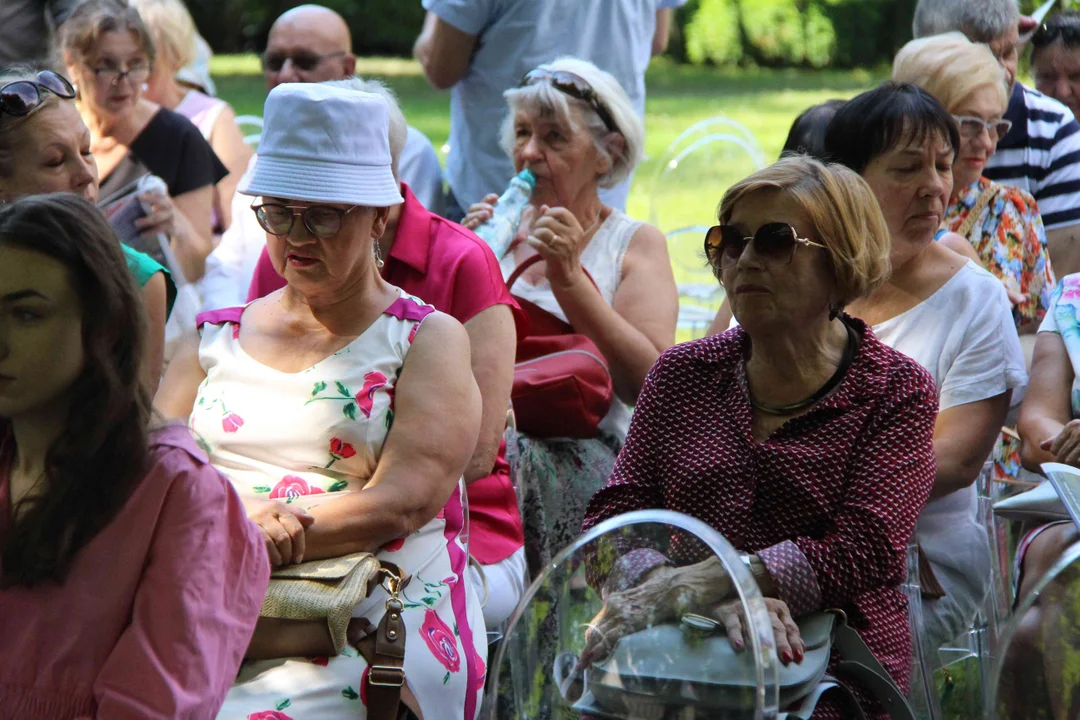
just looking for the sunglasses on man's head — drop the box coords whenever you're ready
[252,202,358,239]
[705,222,826,270]
[520,68,618,133]
[0,70,75,117]
[261,50,346,73]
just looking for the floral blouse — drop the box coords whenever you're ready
[944,177,1055,328]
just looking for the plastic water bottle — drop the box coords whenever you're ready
[473,169,536,259]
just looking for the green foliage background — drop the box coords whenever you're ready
[187,0,1063,68]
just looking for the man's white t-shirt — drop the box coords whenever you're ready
[872,261,1027,646]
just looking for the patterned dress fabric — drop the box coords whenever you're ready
[583,318,938,719]
[944,177,1054,330]
[190,294,486,720]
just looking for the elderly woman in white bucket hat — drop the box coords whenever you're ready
[156,83,487,719]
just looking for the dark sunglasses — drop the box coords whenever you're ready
[1033,22,1080,48]
[520,68,618,133]
[252,202,358,239]
[0,70,76,117]
[705,222,826,270]
[261,50,346,73]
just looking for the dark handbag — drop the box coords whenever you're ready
[558,610,915,720]
[507,255,613,438]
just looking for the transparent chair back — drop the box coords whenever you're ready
[989,540,1080,719]
[648,131,766,236]
[666,227,725,342]
[487,509,780,719]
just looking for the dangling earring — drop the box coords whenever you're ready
[829,305,842,321]
[372,241,385,269]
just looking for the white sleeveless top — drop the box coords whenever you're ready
[189,293,433,499]
[500,208,641,438]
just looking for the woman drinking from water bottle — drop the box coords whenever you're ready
[461,56,678,580]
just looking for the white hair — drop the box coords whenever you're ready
[912,0,1019,42]
[322,77,408,181]
[499,56,643,189]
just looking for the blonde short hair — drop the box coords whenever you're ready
[500,56,643,189]
[129,0,196,71]
[322,77,408,181]
[718,156,892,307]
[892,32,1008,114]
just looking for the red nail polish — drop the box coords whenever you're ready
[781,651,792,664]
[733,639,743,650]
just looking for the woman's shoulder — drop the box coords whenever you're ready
[858,324,938,402]
[651,328,747,377]
[139,424,228,501]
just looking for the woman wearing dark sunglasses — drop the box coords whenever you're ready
[894,32,1055,333]
[826,83,1027,653]
[59,0,225,286]
[582,155,937,720]
[1032,12,1080,122]
[0,67,170,393]
[461,57,678,581]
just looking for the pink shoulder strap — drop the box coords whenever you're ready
[196,306,244,330]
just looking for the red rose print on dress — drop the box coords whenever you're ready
[247,712,294,720]
[420,609,461,673]
[324,438,357,469]
[383,537,405,552]
[355,371,388,418]
[222,412,244,433]
[269,475,325,502]
[408,323,420,345]
[360,665,371,705]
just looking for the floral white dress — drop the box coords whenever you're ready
[190,293,487,720]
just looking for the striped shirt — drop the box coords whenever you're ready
[984,82,1080,230]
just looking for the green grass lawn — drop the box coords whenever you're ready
[210,55,885,336]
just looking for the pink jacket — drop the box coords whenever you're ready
[0,424,269,719]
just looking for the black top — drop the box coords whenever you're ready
[99,107,228,200]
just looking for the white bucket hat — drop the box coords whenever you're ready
[239,83,404,207]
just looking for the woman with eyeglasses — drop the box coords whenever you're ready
[156,83,487,720]
[825,82,1027,652]
[461,57,678,581]
[131,0,252,235]
[0,67,171,393]
[59,0,225,285]
[894,32,1055,332]
[580,155,937,720]
[1033,12,1080,122]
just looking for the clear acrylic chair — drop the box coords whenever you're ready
[234,114,264,148]
[665,227,725,342]
[487,508,780,719]
[647,118,767,237]
[989,541,1080,719]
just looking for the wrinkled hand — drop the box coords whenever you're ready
[526,205,589,290]
[248,499,315,567]
[579,561,732,669]
[134,190,178,239]
[713,597,805,665]
[1042,420,1080,466]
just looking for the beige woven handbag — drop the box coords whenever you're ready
[260,552,384,654]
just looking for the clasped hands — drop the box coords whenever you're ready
[579,558,805,670]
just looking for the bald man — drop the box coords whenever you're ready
[261,4,356,89]
[201,4,445,310]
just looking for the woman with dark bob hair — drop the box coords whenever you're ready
[581,155,938,719]
[825,83,1027,651]
[0,194,267,718]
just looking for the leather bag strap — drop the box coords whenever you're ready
[781,679,868,720]
[354,565,409,720]
[505,253,600,294]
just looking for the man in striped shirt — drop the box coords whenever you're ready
[914,0,1080,276]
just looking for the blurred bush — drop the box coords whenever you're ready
[185,0,425,55]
